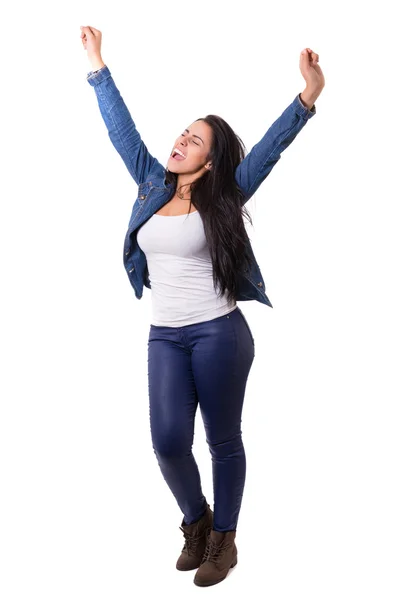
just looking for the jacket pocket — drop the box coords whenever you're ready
[137,181,152,204]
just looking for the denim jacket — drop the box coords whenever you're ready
[86,65,316,308]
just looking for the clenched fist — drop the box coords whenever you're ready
[80,25,104,67]
[299,48,325,92]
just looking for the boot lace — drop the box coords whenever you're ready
[201,534,232,564]
[179,525,210,556]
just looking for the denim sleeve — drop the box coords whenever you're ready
[235,94,316,204]
[86,65,164,185]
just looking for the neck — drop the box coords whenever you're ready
[176,173,194,190]
[175,165,208,199]
[176,174,193,201]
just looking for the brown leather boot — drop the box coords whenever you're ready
[193,529,238,586]
[176,504,214,571]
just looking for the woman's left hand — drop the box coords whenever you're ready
[299,48,325,92]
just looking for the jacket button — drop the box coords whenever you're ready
[140,195,146,200]
[129,267,135,273]
[257,282,263,287]
[125,250,130,255]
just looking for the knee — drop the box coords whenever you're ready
[152,432,192,461]
[207,432,244,459]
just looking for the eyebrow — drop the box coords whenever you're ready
[184,128,204,144]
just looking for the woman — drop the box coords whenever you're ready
[81,25,324,587]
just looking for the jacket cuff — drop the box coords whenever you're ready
[294,93,316,119]
[86,64,111,86]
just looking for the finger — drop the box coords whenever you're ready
[82,26,94,37]
[306,49,319,64]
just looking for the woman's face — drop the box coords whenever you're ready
[167,119,213,174]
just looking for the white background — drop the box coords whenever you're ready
[1,1,399,598]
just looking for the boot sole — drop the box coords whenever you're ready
[193,556,238,586]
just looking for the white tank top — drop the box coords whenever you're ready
[136,210,237,326]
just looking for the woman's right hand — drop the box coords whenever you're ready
[80,26,103,62]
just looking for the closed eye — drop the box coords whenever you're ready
[181,134,199,146]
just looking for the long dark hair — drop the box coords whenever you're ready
[165,114,254,305]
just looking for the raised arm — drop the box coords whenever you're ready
[86,64,164,185]
[236,47,324,205]
[235,93,316,204]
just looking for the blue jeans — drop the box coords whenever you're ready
[147,306,255,532]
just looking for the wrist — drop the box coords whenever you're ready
[300,87,321,110]
[89,55,105,71]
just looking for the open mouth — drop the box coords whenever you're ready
[171,150,186,161]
